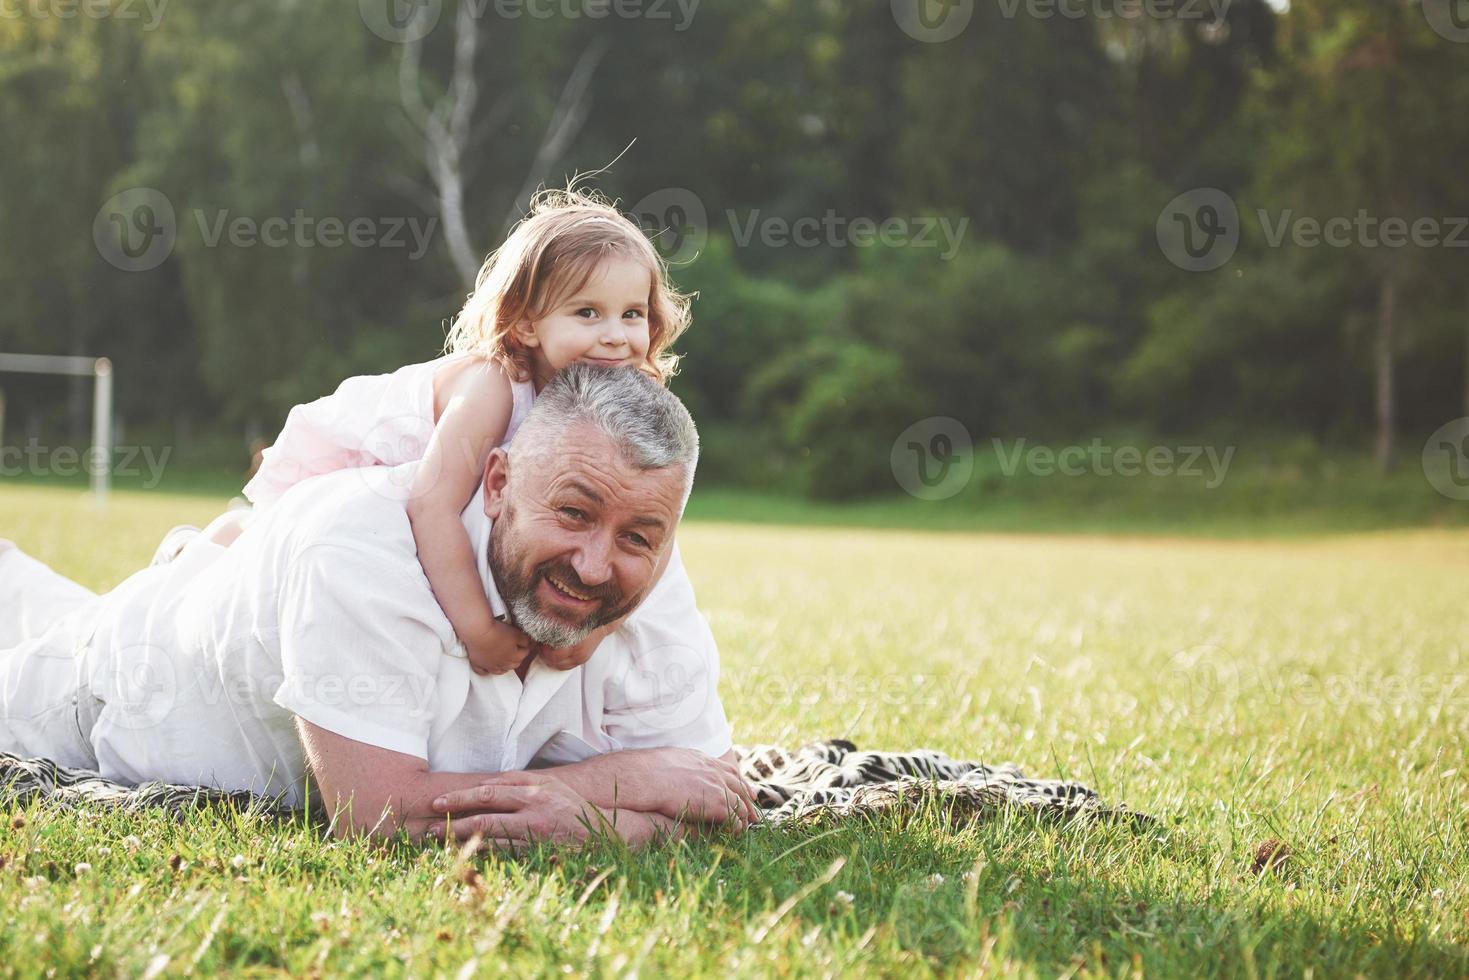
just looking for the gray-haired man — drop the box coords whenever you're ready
[0,365,756,845]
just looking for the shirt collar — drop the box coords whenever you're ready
[460,486,508,620]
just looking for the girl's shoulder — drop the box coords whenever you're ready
[432,352,513,399]
[430,353,535,426]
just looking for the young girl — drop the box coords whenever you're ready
[235,188,693,675]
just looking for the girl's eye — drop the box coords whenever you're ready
[623,309,647,320]
[576,308,597,319]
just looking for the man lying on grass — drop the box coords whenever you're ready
[0,364,758,847]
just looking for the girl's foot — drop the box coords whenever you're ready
[150,525,200,566]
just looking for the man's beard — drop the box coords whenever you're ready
[488,499,637,648]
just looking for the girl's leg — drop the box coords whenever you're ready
[201,508,251,547]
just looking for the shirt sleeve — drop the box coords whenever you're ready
[272,542,448,760]
[598,556,733,758]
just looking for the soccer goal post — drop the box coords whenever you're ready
[0,353,113,507]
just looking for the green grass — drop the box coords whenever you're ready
[2,483,1467,976]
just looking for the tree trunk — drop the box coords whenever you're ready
[1374,274,1398,472]
[1463,283,1469,418]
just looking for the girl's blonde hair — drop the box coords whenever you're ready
[444,187,692,384]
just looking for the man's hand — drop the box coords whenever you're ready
[431,747,759,830]
[424,770,607,845]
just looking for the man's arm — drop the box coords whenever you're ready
[428,747,758,829]
[296,719,606,841]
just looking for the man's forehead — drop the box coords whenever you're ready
[514,424,683,514]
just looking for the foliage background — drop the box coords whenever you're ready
[2,0,1467,502]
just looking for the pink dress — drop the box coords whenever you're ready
[244,353,536,506]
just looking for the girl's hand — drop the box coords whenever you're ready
[466,620,532,676]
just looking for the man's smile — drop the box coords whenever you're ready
[543,571,596,604]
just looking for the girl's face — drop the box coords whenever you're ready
[519,257,653,385]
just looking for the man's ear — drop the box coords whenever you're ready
[483,447,510,519]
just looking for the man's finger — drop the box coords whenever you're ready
[721,770,760,822]
[431,783,535,814]
[434,812,534,840]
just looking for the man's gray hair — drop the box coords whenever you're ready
[510,363,700,506]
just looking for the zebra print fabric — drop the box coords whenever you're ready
[0,740,1150,831]
[739,739,1151,829]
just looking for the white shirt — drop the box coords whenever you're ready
[81,463,731,805]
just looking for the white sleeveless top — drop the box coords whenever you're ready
[243,353,536,506]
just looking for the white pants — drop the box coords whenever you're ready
[0,547,103,768]
[0,546,96,648]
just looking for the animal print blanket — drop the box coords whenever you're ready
[0,739,1152,831]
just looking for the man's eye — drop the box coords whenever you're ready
[559,507,586,521]
[626,532,651,549]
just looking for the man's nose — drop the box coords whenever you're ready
[570,531,614,587]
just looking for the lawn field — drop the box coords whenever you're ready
[1,483,1467,977]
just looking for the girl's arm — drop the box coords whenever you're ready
[408,359,525,674]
